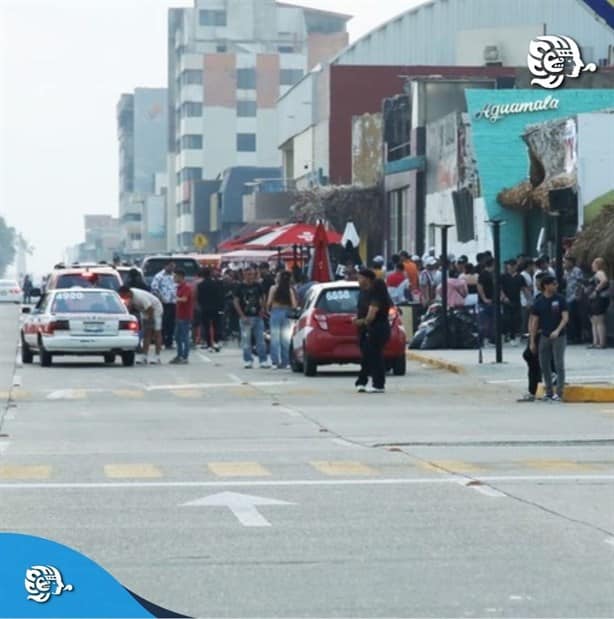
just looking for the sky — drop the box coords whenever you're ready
[0,0,422,275]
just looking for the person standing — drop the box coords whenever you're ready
[563,256,584,344]
[477,258,496,344]
[587,257,610,349]
[22,274,32,304]
[233,267,269,369]
[267,271,298,369]
[500,259,523,345]
[171,269,194,364]
[197,268,225,352]
[530,275,569,402]
[419,257,440,309]
[353,272,393,394]
[151,261,177,350]
[119,286,163,365]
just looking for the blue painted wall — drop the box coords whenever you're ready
[465,89,614,259]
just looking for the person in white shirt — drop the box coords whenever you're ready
[119,286,163,365]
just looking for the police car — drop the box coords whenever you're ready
[21,288,140,367]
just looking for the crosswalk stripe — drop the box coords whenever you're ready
[170,390,203,399]
[310,461,378,476]
[104,464,163,479]
[523,459,597,471]
[417,460,485,473]
[208,462,272,477]
[0,391,30,401]
[112,389,145,399]
[0,465,52,480]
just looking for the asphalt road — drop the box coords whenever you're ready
[1,304,613,618]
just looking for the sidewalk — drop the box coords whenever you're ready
[0,306,19,406]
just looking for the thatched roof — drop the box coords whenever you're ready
[571,204,614,276]
[497,173,576,211]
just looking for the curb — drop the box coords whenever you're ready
[536,383,614,403]
[406,351,465,374]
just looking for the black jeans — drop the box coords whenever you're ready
[357,323,391,390]
[567,299,582,343]
[162,303,176,348]
[201,310,223,347]
[522,342,542,396]
[503,303,521,340]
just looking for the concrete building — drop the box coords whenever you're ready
[117,88,168,258]
[72,215,121,264]
[166,0,350,251]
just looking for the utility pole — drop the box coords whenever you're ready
[486,219,506,364]
[433,224,454,349]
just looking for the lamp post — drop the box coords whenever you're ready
[433,224,454,349]
[486,219,506,364]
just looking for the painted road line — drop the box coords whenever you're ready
[418,460,485,473]
[111,389,145,399]
[523,459,597,472]
[605,538,614,548]
[181,491,294,527]
[171,389,203,399]
[12,375,21,388]
[197,352,212,364]
[311,461,378,476]
[145,380,290,391]
[460,481,506,498]
[47,389,86,400]
[331,438,359,448]
[0,473,613,490]
[0,391,29,401]
[0,465,52,480]
[104,464,163,479]
[0,441,11,455]
[227,374,243,385]
[208,462,272,478]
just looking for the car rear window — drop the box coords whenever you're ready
[0,280,18,288]
[56,273,120,291]
[51,291,127,314]
[316,288,360,314]
[143,258,200,279]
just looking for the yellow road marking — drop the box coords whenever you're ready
[0,465,52,480]
[112,389,145,399]
[227,387,256,397]
[417,460,485,473]
[285,388,319,396]
[208,462,272,477]
[171,390,203,399]
[104,464,163,479]
[523,459,597,471]
[0,391,30,401]
[311,461,378,476]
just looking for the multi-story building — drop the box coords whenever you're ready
[117,88,168,258]
[166,0,350,251]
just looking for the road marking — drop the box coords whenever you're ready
[331,438,357,448]
[311,461,378,476]
[181,491,295,527]
[487,375,614,384]
[111,389,145,399]
[227,374,243,385]
[104,464,162,479]
[198,352,213,364]
[605,538,614,548]
[0,473,613,490]
[171,389,203,399]
[47,389,86,400]
[0,465,52,480]
[145,380,290,391]
[208,462,272,478]
[15,352,22,368]
[0,391,29,401]
[12,375,21,387]
[0,441,11,455]
[523,459,597,471]
[418,460,484,473]
[460,481,506,497]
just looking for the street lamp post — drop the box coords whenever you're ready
[486,219,506,364]
[433,224,454,349]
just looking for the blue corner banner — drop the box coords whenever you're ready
[580,0,614,28]
[0,533,189,618]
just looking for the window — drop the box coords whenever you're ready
[316,288,360,314]
[278,45,294,54]
[181,102,202,118]
[181,135,203,149]
[280,69,304,86]
[216,44,227,53]
[199,9,226,26]
[122,213,142,222]
[237,133,256,152]
[180,70,203,85]
[180,167,202,182]
[129,233,142,241]
[237,68,256,89]
[237,101,257,117]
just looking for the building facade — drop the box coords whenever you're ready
[117,88,168,258]
[167,0,350,251]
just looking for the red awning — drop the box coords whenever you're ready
[245,223,342,248]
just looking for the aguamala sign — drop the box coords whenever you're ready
[474,95,560,123]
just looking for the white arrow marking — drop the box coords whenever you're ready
[181,491,295,527]
[47,390,81,400]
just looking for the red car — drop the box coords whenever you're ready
[290,281,407,377]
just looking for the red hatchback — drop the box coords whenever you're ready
[290,282,407,377]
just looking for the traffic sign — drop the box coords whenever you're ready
[193,233,208,250]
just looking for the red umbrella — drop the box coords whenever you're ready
[218,225,277,251]
[245,223,341,248]
[308,221,333,283]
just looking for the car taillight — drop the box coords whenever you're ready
[11,288,20,294]
[119,320,139,332]
[313,310,329,331]
[43,320,69,335]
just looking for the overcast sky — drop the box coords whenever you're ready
[0,0,422,275]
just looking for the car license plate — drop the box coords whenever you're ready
[84,322,104,333]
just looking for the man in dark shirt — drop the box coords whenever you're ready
[233,267,269,369]
[477,258,495,344]
[197,268,225,352]
[259,262,276,297]
[354,269,376,392]
[501,259,524,344]
[530,275,569,401]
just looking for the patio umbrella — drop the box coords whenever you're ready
[218,225,277,252]
[307,221,333,283]
[245,223,342,249]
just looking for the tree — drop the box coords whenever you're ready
[0,216,16,277]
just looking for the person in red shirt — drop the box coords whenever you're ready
[386,261,406,288]
[172,269,194,364]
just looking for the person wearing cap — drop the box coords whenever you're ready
[529,275,569,402]
[372,256,386,280]
[419,257,440,309]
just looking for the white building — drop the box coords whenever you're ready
[166,0,350,250]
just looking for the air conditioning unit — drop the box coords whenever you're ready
[483,44,502,66]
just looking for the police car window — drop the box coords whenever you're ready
[52,291,126,314]
[56,274,120,291]
[143,259,199,278]
[316,288,359,314]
